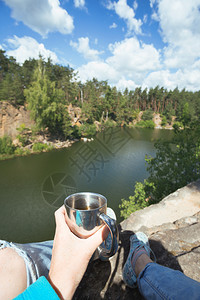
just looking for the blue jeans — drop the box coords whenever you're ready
[138,263,200,300]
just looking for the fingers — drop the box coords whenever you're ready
[87,225,110,250]
[102,225,110,241]
[54,206,110,252]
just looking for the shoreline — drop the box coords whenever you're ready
[0,138,79,162]
[0,125,173,162]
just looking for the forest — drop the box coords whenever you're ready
[1,50,200,217]
[1,49,200,137]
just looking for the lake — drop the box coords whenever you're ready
[0,127,173,243]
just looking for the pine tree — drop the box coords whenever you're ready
[24,59,72,137]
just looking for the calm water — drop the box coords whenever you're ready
[0,128,173,243]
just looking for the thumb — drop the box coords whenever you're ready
[54,205,71,233]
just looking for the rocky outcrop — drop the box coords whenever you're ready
[121,179,200,231]
[68,103,82,126]
[0,102,34,138]
[0,102,83,139]
[153,113,162,129]
[74,180,200,299]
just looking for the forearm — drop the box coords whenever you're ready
[14,277,60,300]
[48,272,77,300]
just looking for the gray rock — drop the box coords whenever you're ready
[73,181,200,299]
[121,179,200,232]
[0,102,34,138]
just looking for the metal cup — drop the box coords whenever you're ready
[64,192,119,260]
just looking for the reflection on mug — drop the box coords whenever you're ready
[64,192,119,260]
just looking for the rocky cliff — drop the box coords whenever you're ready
[74,180,200,299]
[0,102,82,139]
[0,102,34,138]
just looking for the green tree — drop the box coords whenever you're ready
[0,50,9,82]
[49,62,78,105]
[163,102,175,123]
[0,54,24,104]
[24,59,72,137]
[120,123,200,218]
[22,58,37,88]
[119,181,155,218]
[16,123,30,146]
[161,115,167,127]
[146,125,200,204]
[180,102,191,128]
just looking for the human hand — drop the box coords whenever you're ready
[48,205,109,300]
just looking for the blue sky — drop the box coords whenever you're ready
[1,0,200,91]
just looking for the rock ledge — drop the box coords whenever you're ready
[74,180,200,299]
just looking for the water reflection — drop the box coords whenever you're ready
[0,128,173,243]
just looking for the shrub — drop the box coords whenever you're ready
[17,134,29,147]
[71,125,82,139]
[119,181,155,219]
[161,116,167,127]
[32,142,51,152]
[79,123,97,137]
[101,119,117,129]
[16,123,31,146]
[14,147,25,156]
[14,147,31,156]
[0,136,15,155]
[142,109,153,121]
[173,121,183,132]
[136,120,155,129]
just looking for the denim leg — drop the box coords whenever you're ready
[137,263,200,300]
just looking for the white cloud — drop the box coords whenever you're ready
[143,14,148,23]
[151,11,159,22]
[74,0,85,9]
[143,70,173,90]
[133,1,138,10]
[157,0,200,69]
[107,38,160,78]
[143,62,200,92]
[106,0,142,35]
[70,37,103,61]
[150,0,156,8]
[73,0,200,91]
[75,37,161,89]
[77,61,119,83]
[4,35,58,64]
[175,68,200,91]
[137,0,200,91]
[3,0,74,37]
[110,22,117,29]
[117,77,137,90]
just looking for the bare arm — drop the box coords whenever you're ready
[0,205,108,300]
[48,206,109,300]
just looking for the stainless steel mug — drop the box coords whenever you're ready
[64,192,119,260]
